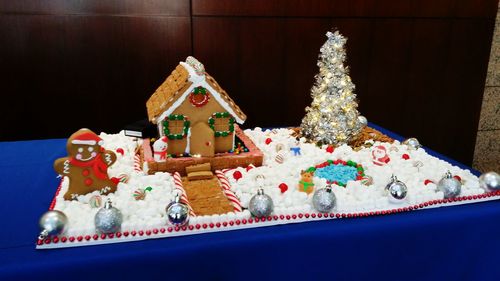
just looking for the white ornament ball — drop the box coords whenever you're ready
[39,210,68,239]
[385,175,408,203]
[248,188,274,218]
[437,171,461,199]
[166,195,190,227]
[479,171,499,191]
[312,186,336,213]
[358,115,368,127]
[94,200,123,234]
[402,138,421,150]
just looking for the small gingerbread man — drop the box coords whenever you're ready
[54,129,118,200]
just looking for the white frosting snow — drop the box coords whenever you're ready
[236,128,482,214]
[53,129,484,236]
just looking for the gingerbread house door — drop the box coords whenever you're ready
[190,122,215,157]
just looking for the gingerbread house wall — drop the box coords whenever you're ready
[160,88,234,155]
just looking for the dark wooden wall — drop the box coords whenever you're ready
[1,0,497,165]
[0,0,192,140]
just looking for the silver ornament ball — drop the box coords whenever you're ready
[249,188,274,218]
[39,210,68,239]
[166,195,190,227]
[357,115,368,127]
[95,199,123,234]
[402,137,421,150]
[385,175,408,203]
[437,171,461,198]
[312,186,337,213]
[479,171,499,191]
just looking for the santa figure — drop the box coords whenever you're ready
[54,129,118,200]
[153,136,168,162]
[372,145,390,166]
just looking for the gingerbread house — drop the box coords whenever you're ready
[146,57,247,157]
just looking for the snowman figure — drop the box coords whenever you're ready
[289,137,302,156]
[372,145,390,166]
[153,137,168,162]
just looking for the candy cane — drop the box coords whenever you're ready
[215,170,243,212]
[222,164,254,174]
[172,172,196,216]
[133,154,143,172]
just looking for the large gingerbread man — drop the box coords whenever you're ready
[54,129,118,200]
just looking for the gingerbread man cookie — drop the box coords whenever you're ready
[54,129,118,200]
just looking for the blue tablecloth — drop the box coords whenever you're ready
[1,124,499,281]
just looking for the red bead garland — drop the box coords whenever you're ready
[36,188,500,248]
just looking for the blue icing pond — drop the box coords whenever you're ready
[315,164,358,185]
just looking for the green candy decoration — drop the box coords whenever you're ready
[208,112,235,138]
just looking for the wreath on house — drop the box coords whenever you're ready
[163,114,190,140]
[189,86,210,107]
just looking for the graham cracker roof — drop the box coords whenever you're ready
[146,63,247,124]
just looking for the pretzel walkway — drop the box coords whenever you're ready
[181,177,234,216]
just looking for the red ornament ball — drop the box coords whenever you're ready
[326,145,335,153]
[116,148,125,155]
[402,154,410,160]
[278,183,288,193]
[233,171,243,180]
[265,138,272,145]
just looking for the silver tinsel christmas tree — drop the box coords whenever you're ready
[300,30,366,146]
